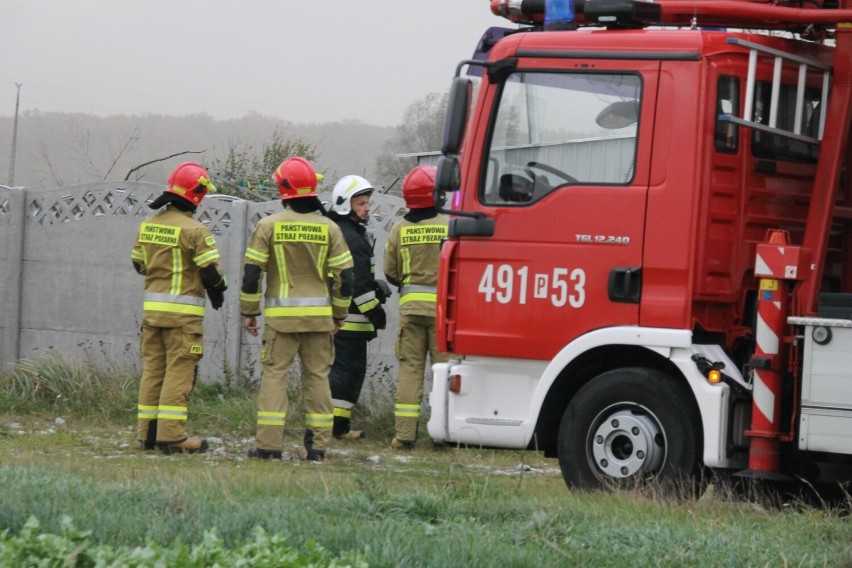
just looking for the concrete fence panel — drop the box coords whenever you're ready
[0,182,408,408]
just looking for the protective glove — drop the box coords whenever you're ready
[368,305,387,331]
[375,279,392,304]
[207,287,225,310]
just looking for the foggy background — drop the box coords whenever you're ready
[1,1,511,191]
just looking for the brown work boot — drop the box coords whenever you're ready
[334,430,366,441]
[390,437,415,450]
[159,438,209,454]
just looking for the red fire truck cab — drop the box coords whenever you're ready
[427,0,852,490]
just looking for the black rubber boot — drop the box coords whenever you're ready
[305,449,325,462]
[303,428,314,453]
[332,415,350,438]
[247,447,283,460]
[140,420,158,450]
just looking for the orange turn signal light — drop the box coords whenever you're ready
[708,369,722,384]
[449,374,462,394]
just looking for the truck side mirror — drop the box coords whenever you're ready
[442,77,472,155]
[436,155,460,193]
[596,100,639,129]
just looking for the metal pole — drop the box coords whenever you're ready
[8,83,22,186]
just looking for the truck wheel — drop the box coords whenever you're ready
[557,368,703,494]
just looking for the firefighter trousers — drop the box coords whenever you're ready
[394,313,449,442]
[137,322,203,444]
[329,335,368,436]
[255,329,335,452]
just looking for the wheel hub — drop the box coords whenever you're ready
[590,408,665,479]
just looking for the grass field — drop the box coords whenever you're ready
[1,357,851,566]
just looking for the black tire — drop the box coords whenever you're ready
[557,368,703,494]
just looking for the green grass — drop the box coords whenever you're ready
[1,357,851,566]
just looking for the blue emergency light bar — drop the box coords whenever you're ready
[545,0,576,29]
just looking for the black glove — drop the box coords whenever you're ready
[368,305,387,331]
[207,287,224,310]
[375,279,392,304]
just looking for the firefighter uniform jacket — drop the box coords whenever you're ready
[332,213,385,340]
[384,212,449,316]
[240,208,353,331]
[131,207,223,328]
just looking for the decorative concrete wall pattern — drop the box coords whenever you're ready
[0,182,409,408]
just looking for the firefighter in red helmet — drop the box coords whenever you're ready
[241,157,354,461]
[384,165,450,449]
[131,162,227,454]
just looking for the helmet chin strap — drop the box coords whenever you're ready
[148,192,197,212]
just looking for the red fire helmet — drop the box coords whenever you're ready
[402,165,437,209]
[273,157,324,200]
[166,162,216,207]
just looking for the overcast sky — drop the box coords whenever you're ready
[1,1,510,127]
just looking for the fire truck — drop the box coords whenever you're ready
[426,0,852,491]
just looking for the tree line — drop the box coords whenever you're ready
[0,92,449,197]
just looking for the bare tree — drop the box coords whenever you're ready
[36,141,64,187]
[103,125,142,180]
[125,150,206,181]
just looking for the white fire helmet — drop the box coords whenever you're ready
[331,175,374,215]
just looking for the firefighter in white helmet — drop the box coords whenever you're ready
[327,175,389,440]
[132,162,227,454]
[241,157,354,461]
[384,165,450,449]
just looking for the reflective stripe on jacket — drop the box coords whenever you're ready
[240,208,353,333]
[131,207,223,327]
[333,213,383,339]
[384,214,448,317]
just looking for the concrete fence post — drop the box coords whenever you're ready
[1,188,26,372]
[224,199,249,383]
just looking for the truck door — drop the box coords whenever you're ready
[445,60,660,361]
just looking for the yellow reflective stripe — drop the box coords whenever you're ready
[395,403,421,418]
[240,291,262,302]
[137,405,158,419]
[158,405,188,421]
[257,411,286,426]
[316,245,328,279]
[131,249,144,262]
[333,407,352,419]
[305,413,334,428]
[341,322,373,332]
[395,411,421,418]
[401,248,411,285]
[194,249,220,266]
[245,248,269,263]
[143,301,206,316]
[275,244,287,299]
[264,306,332,317]
[400,292,436,305]
[332,296,351,308]
[170,248,183,295]
[357,298,380,312]
[328,250,352,267]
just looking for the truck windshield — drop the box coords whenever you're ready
[482,71,641,205]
